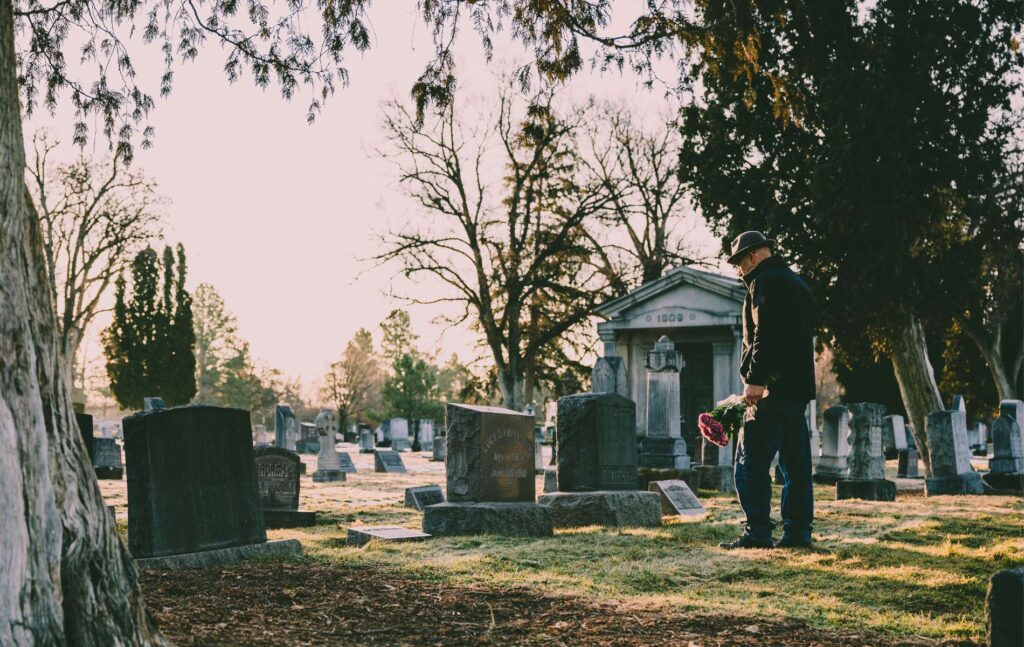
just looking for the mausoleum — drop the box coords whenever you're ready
[593,265,744,455]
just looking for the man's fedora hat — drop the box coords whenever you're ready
[727,231,775,264]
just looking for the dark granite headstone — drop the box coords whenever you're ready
[253,445,317,528]
[359,426,375,453]
[986,568,1024,647]
[76,411,94,462]
[404,485,445,510]
[124,405,266,558]
[337,452,357,473]
[297,421,320,455]
[93,437,123,479]
[275,404,297,451]
[445,403,535,503]
[374,450,407,473]
[555,392,638,491]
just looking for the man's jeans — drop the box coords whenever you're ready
[734,397,814,542]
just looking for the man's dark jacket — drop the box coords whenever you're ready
[740,256,816,402]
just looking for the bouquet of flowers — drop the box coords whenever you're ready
[698,394,749,448]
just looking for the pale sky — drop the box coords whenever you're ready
[27,4,725,392]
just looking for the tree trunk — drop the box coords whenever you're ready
[497,369,526,411]
[888,307,943,477]
[960,319,1017,402]
[0,0,165,642]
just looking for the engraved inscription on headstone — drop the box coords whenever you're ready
[556,392,638,492]
[254,446,300,511]
[480,425,535,502]
[648,479,705,516]
[446,403,536,503]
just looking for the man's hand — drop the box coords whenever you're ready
[744,383,766,406]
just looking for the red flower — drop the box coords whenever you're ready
[699,412,729,447]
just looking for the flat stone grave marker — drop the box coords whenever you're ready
[375,450,407,473]
[648,479,705,517]
[404,485,445,511]
[124,404,299,565]
[337,452,357,473]
[347,526,431,547]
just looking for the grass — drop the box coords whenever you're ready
[104,449,1024,644]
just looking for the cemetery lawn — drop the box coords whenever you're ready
[110,449,1023,646]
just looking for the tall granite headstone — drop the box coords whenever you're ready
[591,356,628,398]
[983,400,1024,494]
[925,409,984,496]
[538,393,660,527]
[297,421,320,454]
[275,405,298,451]
[312,410,345,483]
[76,410,95,462]
[882,414,908,460]
[836,403,895,501]
[125,405,277,559]
[638,336,690,469]
[254,446,316,528]
[814,405,851,483]
[422,403,552,537]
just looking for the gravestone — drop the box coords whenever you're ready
[387,418,412,452]
[254,446,316,528]
[836,403,896,501]
[336,452,357,474]
[422,403,552,537]
[124,405,299,565]
[898,426,922,478]
[94,437,123,479]
[814,405,851,483]
[543,468,557,493]
[971,423,988,456]
[312,410,345,482]
[882,415,908,460]
[698,437,735,493]
[986,567,1024,647]
[534,427,545,474]
[925,410,984,496]
[359,427,375,453]
[591,356,628,398]
[807,400,820,466]
[297,421,320,454]
[144,396,166,412]
[404,485,445,510]
[638,337,691,470]
[374,450,407,473]
[418,419,435,449]
[648,479,705,517]
[347,526,431,547]
[983,401,1024,494]
[431,435,446,462]
[274,405,298,451]
[537,393,660,528]
[76,410,94,462]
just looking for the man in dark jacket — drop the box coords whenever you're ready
[720,231,816,550]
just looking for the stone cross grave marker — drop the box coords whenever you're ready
[375,450,407,473]
[404,485,446,511]
[648,479,705,516]
[312,410,344,482]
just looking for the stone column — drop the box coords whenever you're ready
[638,336,690,470]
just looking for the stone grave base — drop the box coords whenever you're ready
[536,491,661,528]
[925,472,985,496]
[542,469,557,493]
[422,502,553,537]
[312,469,346,483]
[135,539,302,570]
[812,471,848,485]
[95,467,123,480]
[836,478,896,502]
[262,510,318,529]
[347,526,431,547]
[981,473,1024,496]
[696,465,734,493]
[638,467,700,493]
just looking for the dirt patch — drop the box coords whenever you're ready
[140,561,967,646]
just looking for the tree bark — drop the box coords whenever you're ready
[959,317,1017,402]
[0,0,165,642]
[888,307,943,476]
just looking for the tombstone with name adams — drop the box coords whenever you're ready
[254,446,316,528]
[538,392,660,528]
[422,403,552,537]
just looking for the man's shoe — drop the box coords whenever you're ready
[719,535,774,550]
[774,536,813,549]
